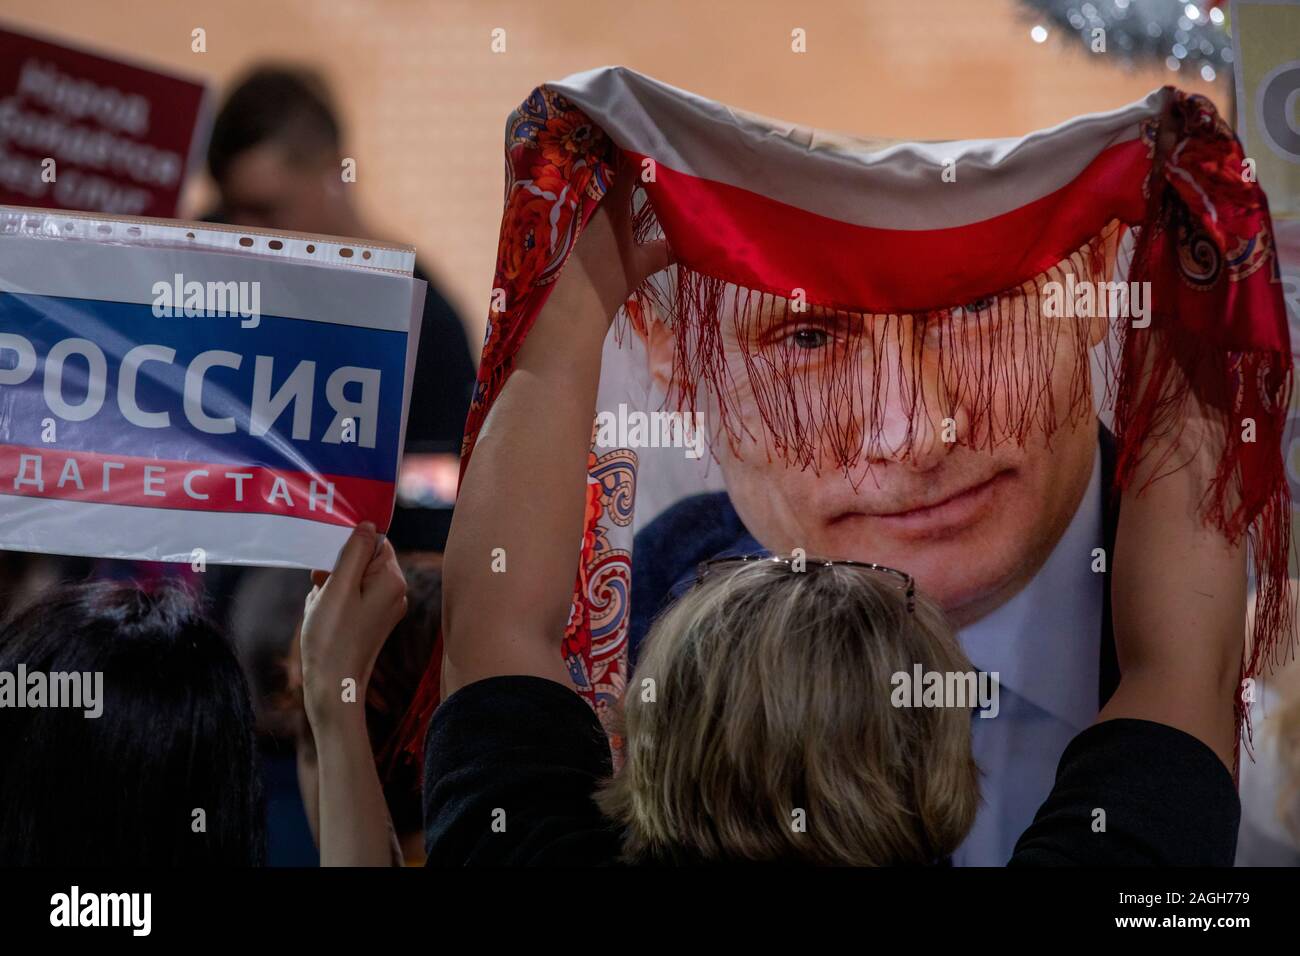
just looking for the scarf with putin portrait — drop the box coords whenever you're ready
[400,66,1292,764]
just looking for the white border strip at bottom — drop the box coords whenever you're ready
[0,494,353,570]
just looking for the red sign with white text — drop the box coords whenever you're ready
[0,25,207,217]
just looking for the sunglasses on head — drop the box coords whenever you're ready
[695,553,916,613]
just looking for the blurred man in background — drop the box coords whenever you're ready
[205,67,473,862]
[206,64,476,454]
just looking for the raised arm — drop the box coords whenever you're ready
[440,167,669,699]
[300,523,410,866]
[1009,344,1251,865]
[1101,375,1247,769]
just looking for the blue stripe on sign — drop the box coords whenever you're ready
[0,292,409,483]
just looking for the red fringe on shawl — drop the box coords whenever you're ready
[399,85,1293,773]
[1114,94,1294,760]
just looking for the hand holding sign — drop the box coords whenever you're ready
[299,521,410,867]
[300,522,408,730]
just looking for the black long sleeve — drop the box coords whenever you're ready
[1009,718,1240,866]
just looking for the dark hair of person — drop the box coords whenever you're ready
[0,581,265,866]
[369,558,442,834]
[207,65,341,185]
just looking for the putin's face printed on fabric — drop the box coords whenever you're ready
[636,250,1111,628]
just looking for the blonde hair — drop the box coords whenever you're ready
[598,558,980,865]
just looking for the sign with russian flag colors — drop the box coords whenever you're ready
[0,206,424,568]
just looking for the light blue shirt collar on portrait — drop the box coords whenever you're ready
[952,449,1103,866]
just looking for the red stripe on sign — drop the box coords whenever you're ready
[632,138,1152,313]
[0,445,393,531]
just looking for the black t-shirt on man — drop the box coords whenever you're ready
[407,263,476,453]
